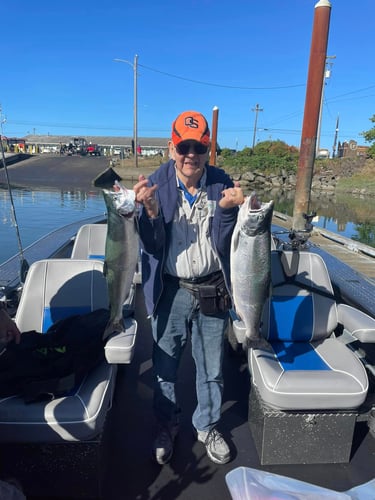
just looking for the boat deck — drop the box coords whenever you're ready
[99,291,375,500]
[4,287,375,499]
[0,217,375,498]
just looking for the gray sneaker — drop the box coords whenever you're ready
[197,428,231,464]
[152,425,178,465]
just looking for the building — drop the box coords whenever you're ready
[337,140,369,158]
[22,134,169,157]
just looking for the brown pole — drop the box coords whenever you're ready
[292,0,332,232]
[210,106,219,166]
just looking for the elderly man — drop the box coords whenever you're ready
[134,110,244,465]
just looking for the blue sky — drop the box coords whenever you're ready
[1,0,374,151]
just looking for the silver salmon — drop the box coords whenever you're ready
[230,192,274,347]
[93,168,139,339]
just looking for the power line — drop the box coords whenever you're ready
[327,84,375,102]
[138,63,305,90]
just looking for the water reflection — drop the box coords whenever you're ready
[1,186,105,263]
[257,188,375,248]
[1,185,375,265]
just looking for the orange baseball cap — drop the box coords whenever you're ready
[171,111,210,146]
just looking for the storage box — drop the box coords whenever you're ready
[248,387,357,465]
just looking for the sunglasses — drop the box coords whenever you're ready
[175,141,208,155]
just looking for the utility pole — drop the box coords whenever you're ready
[114,54,139,168]
[332,114,339,158]
[316,54,336,156]
[251,104,263,149]
[133,54,138,168]
[0,104,6,131]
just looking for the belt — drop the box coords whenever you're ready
[164,270,222,287]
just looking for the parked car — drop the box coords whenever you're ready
[41,146,59,154]
[86,144,101,156]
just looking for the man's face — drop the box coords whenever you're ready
[169,140,209,183]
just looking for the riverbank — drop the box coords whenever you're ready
[2,153,374,197]
[113,156,375,196]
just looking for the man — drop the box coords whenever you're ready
[134,110,244,465]
[0,303,21,347]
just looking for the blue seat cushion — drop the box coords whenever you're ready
[42,306,92,332]
[268,295,314,342]
[271,341,331,371]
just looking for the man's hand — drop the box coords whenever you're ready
[133,175,159,218]
[219,183,244,209]
[0,308,21,345]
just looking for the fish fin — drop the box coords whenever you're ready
[93,167,123,189]
[246,336,271,350]
[102,319,125,340]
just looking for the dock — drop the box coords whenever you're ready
[273,211,375,281]
[272,211,375,317]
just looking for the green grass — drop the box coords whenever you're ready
[336,174,375,194]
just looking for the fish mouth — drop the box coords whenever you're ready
[249,192,262,210]
[239,197,274,237]
[246,193,274,213]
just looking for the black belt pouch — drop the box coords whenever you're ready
[198,285,220,315]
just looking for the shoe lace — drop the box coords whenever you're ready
[206,428,224,447]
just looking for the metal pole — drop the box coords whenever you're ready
[134,54,138,168]
[332,114,339,158]
[210,106,219,166]
[316,55,335,156]
[251,104,263,149]
[292,0,332,233]
[113,55,139,168]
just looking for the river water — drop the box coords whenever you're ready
[1,185,375,265]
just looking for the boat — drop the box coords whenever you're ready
[0,215,375,499]
[1,2,374,494]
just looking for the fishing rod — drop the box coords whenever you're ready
[0,113,29,284]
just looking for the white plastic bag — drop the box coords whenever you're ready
[225,467,351,500]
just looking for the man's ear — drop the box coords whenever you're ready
[168,140,176,159]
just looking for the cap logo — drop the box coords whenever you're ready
[184,116,199,129]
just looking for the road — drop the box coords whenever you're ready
[0,154,156,191]
[0,154,111,191]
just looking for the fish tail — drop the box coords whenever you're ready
[103,318,125,340]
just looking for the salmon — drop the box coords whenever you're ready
[230,192,274,347]
[93,168,139,339]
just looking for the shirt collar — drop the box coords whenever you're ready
[175,166,207,207]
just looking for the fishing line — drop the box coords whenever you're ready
[0,137,29,282]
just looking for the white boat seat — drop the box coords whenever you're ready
[249,250,369,411]
[70,223,140,312]
[71,223,107,260]
[0,259,115,443]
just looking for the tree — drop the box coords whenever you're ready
[361,114,375,158]
[362,114,375,143]
[219,140,299,173]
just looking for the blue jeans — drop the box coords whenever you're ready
[151,282,228,432]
